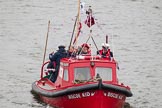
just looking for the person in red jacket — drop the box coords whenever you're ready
[78,43,91,55]
[97,43,113,59]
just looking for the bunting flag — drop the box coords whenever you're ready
[73,22,82,44]
[85,15,95,27]
[85,7,95,28]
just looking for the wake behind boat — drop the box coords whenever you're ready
[31,1,133,108]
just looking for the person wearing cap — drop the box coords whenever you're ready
[79,43,91,54]
[97,43,113,59]
[48,45,67,83]
[67,46,78,57]
[49,45,67,62]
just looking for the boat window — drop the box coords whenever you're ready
[74,67,90,81]
[63,69,68,81]
[95,67,112,81]
[59,67,63,78]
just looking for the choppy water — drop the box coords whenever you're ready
[0,0,162,108]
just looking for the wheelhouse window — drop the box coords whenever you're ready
[95,67,112,81]
[63,69,68,81]
[74,67,91,81]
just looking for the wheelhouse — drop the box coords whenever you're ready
[55,57,118,87]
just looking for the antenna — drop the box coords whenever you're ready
[112,34,115,58]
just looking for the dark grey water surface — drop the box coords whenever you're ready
[0,0,162,108]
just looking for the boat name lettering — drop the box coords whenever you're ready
[104,92,124,100]
[68,94,81,99]
[68,92,95,99]
[82,92,95,97]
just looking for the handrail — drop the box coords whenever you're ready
[41,61,50,79]
[76,55,113,61]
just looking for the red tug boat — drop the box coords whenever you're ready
[32,1,132,108]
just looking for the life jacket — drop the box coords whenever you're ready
[98,49,111,58]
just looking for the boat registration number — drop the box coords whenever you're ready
[104,92,125,100]
[68,92,95,99]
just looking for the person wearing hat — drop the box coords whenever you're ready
[67,46,78,57]
[48,45,67,83]
[97,43,113,59]
[49,45,67,62]
[79,43,91,54]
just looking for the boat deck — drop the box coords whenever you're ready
[38,82,56,90]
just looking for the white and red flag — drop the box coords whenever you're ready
[85,15,95,27]
[85,7,95,28]
[73,22,82,44]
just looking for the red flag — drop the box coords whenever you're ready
[85,15,95,28]
[73,22,82,44]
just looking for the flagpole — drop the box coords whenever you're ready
[69,14,78,50]
[106,35,108,44]
[73,0,81,46]
[41,20,50,78]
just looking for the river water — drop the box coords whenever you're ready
[0,0,162,108]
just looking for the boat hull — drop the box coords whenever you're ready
[32,79,132,108]
[40,90,126,108]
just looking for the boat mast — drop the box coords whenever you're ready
[73,0,81,46]
[41,21,50,79]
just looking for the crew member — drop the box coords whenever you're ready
[97,43,113,59]
[48,45,67,83]
[67,46,77,57]
[79,43,91,54]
